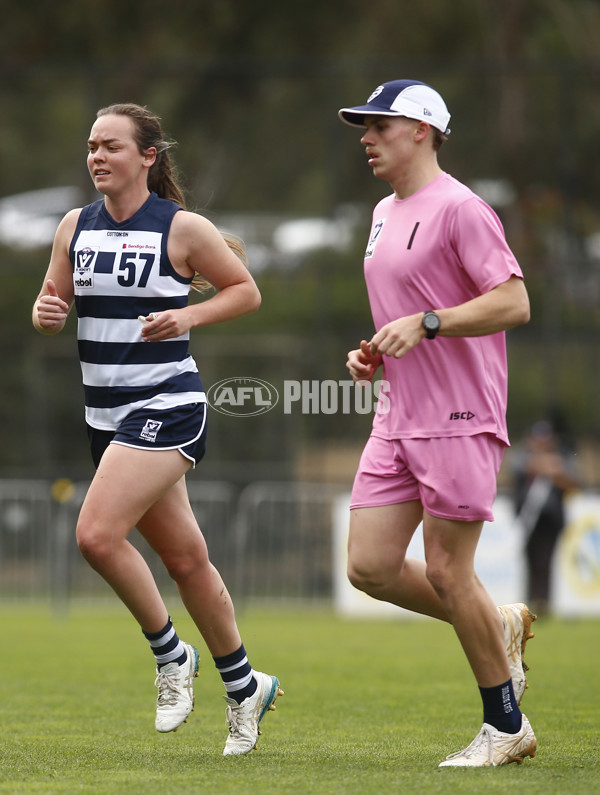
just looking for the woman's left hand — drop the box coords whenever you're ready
[140,308,192,341]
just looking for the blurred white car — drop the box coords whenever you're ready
[0,186,85,249]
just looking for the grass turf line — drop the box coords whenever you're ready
[0,606,597,794]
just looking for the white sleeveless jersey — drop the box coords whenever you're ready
[69,193,205,431]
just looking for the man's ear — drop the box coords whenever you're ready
[414,122,431,142]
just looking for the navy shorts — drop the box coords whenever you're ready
[87,402,208,469]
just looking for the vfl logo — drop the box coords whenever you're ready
[74,247,97,289]
[140,419,163,442]
[207,377,279,417]
[367,85,385,103]
[449,411,475,421]
[365,219,385,259]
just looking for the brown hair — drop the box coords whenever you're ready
[96,103,247,291]
[432,128,448,152]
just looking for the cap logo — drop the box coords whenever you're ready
[424,108,432,117]
[367,85,384,103]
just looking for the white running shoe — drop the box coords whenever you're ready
[439,715,537,767]
[497,603,537,705]
[154,642,199,733]
[222,671,283,756]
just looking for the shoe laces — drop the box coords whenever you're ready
[225,698,257,736]
[225,703,241,733]
[155,668,184,707]
[445,726,493,764]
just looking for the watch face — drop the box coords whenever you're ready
[424,313,439,331]
[423,312,440,338]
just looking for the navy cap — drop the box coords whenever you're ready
[339,79,451,135]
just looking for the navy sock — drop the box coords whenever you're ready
[143,617,187,671]
[479,679,522,734]
[213,644,257,704]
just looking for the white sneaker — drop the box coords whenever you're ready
[222,671,283,756]
[439,715,537,767]
[154,642,199,733]
[498,603,536,704]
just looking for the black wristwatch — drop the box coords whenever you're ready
[422,311,441,340]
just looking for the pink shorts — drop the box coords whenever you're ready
[350,433,505,522]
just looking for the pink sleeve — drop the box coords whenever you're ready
[451,197,523,293]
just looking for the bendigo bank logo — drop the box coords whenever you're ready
[75,247,97,289]
[207,378,279,417]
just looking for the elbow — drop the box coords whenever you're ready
[249,284,262,313]
[508,283,530,328]
[515,295,531,327]
[509,306,530,330]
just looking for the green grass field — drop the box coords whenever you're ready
[0,604,598,794]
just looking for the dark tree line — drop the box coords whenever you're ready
[2,0,600,478]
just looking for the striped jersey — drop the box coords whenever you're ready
[69,192,205,431]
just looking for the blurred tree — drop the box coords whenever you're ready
[2,0,600,478]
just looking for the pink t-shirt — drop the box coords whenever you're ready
[364,172,523,445]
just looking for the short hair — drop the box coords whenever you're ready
[432,128,448,152]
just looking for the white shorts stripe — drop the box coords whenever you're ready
[85,391,206,431]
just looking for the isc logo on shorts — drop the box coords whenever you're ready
[140,419,163,442]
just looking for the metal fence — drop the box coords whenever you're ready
[0,479,347,610]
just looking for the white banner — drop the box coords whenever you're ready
[552,492,600,616]
[333,493,600,618]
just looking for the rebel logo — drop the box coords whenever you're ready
[74,247,97,289]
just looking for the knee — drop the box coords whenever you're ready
[76,521,113,568]
[425,561,458,602]
[347,560,370,592]
[347,557,395,597]
[161,546,209,583]
[163,556,195,583]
